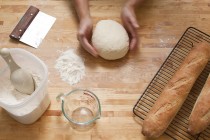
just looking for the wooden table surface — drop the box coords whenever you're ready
[1,0,210,140]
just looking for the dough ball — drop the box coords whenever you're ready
[92,20,129,60]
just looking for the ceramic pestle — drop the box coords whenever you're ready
[0,48,35,94]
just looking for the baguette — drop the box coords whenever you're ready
[142,42,210,138]
[188,74,210,135]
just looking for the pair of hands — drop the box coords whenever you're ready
[77,5,139,57]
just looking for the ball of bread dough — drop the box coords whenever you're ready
[92,20,129,60]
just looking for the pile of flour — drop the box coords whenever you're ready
[55,49,85,85]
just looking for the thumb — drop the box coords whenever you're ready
[130,17,139,29]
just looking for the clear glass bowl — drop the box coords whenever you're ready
[57,89,101,130]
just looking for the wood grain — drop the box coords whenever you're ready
[1,0,210,140]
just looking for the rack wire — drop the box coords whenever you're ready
[133,27,210,140]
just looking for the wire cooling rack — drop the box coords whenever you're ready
[133,27,210,140]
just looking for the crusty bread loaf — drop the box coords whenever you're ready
[141,42,210,138]
[188,74,210,135]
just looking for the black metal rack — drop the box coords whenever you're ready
[133,27,210,140]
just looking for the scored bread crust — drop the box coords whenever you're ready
[142,42,210,138]
[188,74,210,135]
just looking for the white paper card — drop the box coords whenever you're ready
[20,11,56,48]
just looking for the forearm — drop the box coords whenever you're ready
[73,0,90,20]
[125,0,144,8]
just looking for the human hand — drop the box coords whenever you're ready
[121,5,139,50]
[77,17,98,57]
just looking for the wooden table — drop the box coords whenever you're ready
[0,0,210,139]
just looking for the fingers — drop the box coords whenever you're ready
[121,6,139,50]
[130,36,138,50]
[129,17,139,50]
[83,37,98,57]
[78,35,98,57]
[130,17,139,29]
[77,21,98,57]
[124,18,138,50]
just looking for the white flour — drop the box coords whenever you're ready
[0,73,42,105]
[55,49,85,85]
[0,72,50,124]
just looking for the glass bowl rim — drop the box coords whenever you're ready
[61,89,101,125]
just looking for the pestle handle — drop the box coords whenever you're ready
[0,48,20,73]
[0,48,35,94]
